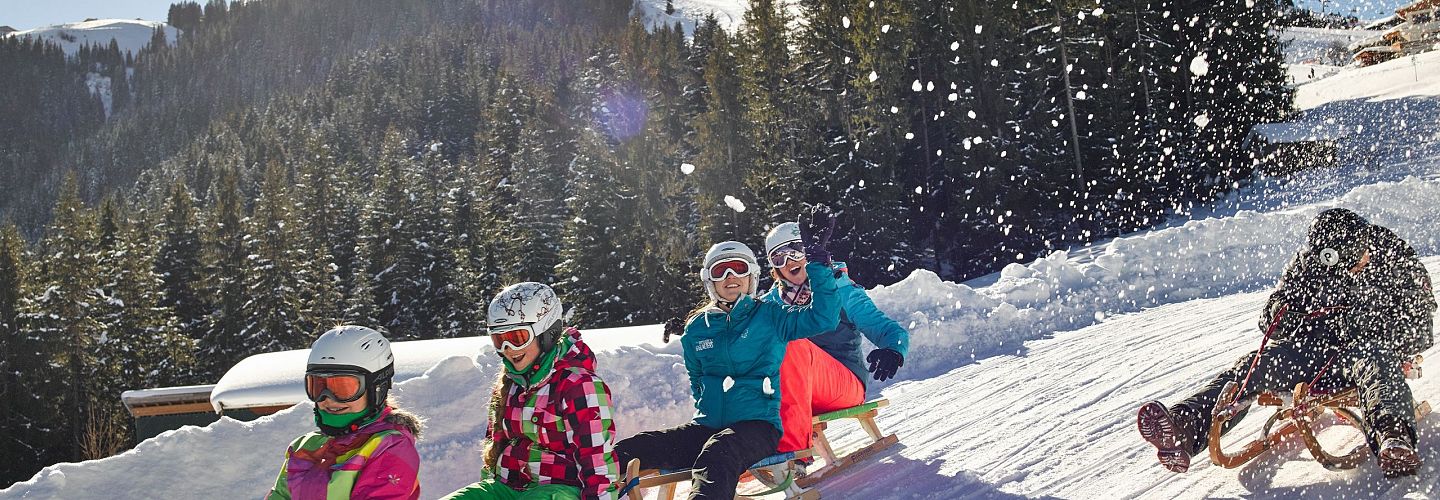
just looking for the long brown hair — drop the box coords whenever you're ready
[481,369,511,472]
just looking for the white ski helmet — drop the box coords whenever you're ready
[306,325,396,419]
[307,325,395,375]
[764,222,803,261]
[700,241,760,302]
[487,282,565,351]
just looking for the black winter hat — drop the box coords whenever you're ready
[1306,208,1372,269]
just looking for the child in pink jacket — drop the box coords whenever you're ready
[267,326,424,500]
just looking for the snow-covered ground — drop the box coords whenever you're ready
[1294,48,1440,109]
[6,17,1440,500]
[4,19,178,56]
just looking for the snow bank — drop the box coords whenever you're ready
[871,178,1440,383]
[5,19,179,57]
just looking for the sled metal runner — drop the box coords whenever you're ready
[621,399,897,499]
[1208,356,1431,470]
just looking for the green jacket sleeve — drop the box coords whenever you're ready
[769,262,842,341]
[838,275,910,357]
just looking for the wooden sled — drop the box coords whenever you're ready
[621,399,898,499]
[1208,355,1431,470]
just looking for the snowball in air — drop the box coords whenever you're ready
[1189,53,1209,77]
[1193,113,1210,129]
[680,163,695,175]
[723,195,746,213]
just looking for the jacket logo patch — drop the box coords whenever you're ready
[696,339,714,350]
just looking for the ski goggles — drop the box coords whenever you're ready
[703,258,757,281]
[489,324,538,352]
[767,241,806,267]
[304,372,367,403]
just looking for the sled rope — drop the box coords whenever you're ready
[1237,304,1288,398]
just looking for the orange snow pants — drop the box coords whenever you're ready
[777,339,865,453]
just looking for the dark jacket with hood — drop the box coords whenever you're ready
[1261,224,1435,354]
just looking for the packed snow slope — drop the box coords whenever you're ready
[4,19,178,56]
[7,26,1440,500]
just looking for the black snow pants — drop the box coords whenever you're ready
[1174,334,1418,456]
[614,420,780,500]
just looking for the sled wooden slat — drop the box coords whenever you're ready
[623,399,897,499]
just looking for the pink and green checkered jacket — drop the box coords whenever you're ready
[266,406,423,500]
[488,328,619,500]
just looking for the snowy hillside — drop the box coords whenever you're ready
[633,0,805,33]
[1281,26,1372,66]
[4,19,178,56]
[634,0,750,33]
[6,18,1440,500]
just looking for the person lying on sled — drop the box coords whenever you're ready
[1137,208,1435,477]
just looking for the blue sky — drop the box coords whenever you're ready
[0,0,1419,32]
[1,0,175,30]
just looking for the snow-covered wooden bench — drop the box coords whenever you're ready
[620,398,898,499]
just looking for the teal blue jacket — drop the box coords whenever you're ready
[681,262,841,432]
[759,261,909,390]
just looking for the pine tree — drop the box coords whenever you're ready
[355,129,419,338]
[557,131,632,326]
[0,223,54,483]
[293,132,347,335]
[240,160,307,353]
[199,165,250,375]
[155,181,206,339]
[691,22,755,244]
[508,116,568,286]
[21,174,105,461]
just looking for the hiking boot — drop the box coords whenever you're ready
[1137,401,1198,473]
[1378,437,1421,478]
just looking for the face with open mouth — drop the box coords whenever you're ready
[501,340,542,372]
[777,254,808,285]
[715,273,753,303]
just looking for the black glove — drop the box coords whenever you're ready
[663,317,685,343]
[866,348,904,381]
[799,204,838,265]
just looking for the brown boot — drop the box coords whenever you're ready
[1137,401,1198,473]
[1378,436,1421,478]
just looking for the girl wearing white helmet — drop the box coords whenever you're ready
[267,325,424,500]
[443,282,622,500]
[761,218,909,455]
[614,206,844,499]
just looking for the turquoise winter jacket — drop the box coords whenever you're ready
[760,261,909,390]
[681,261,841,433]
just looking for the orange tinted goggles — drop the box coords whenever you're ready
[304,372,365,403]
[489,325,536,352]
